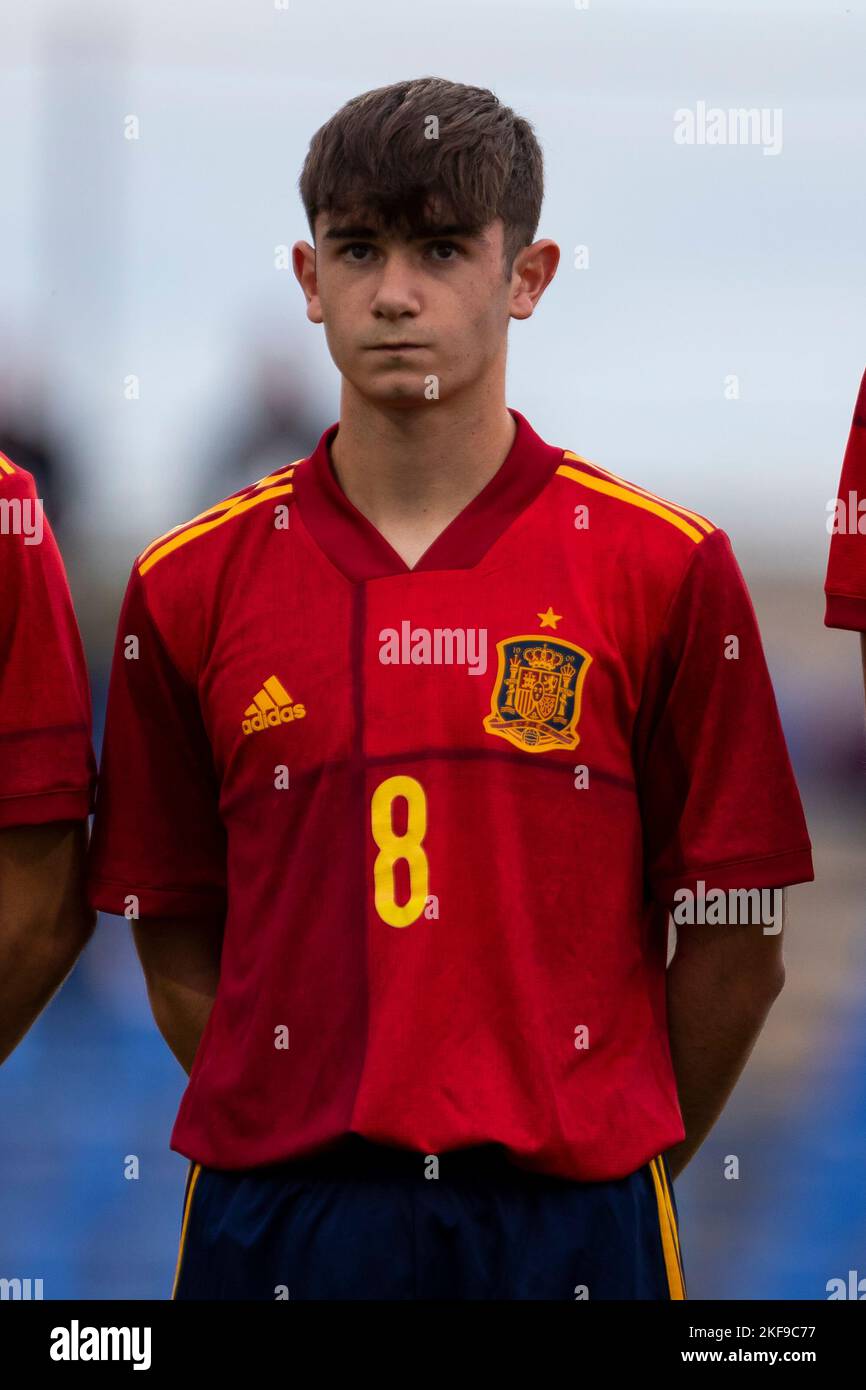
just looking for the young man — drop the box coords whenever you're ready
[824,368,866,688]
[87,77,813,1301]
[0,454,96,1065]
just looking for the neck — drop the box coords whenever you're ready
[329,378,516,569]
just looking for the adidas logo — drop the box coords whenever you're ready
[242,676,306,736]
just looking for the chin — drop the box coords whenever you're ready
[364,377,431,405]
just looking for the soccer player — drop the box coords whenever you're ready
[87,77,814,1301]
[824,368,866,690]
[0,454,96,1064]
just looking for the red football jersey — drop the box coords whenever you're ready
[825,368,866,629]
[87,409,813,1181]
[0,454,95,826]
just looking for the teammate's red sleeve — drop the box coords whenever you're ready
[0,460,95,827]
[635,527,813,909]
[86,563,227,921]
[825,368,866,630]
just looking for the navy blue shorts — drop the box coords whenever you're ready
[171,1137,686,1301]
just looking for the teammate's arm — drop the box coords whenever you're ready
[824,369,866,674]
[0,460,96,1065]
[87,561,228,1068]
[663,896,786,1179]
[131,916,224,1074]
[0,821,95,1065]
[638,528,812,1179]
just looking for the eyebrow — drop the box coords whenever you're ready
[321,223,487,244]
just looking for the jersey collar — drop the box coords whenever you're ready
[292,407,564,582]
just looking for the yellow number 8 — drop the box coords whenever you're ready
[371,775,429,927]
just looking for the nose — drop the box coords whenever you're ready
[370,251,421,319]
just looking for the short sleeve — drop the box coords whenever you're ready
[87,563,227,920]
[0,466,95,827]
[824,368,866,630]
[636,528,813,909]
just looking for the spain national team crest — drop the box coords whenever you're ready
[483,635,592,753]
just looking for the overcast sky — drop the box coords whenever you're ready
[1,0,864,573]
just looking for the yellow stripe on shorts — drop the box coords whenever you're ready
[170,1161,202,1300]
[650,1156,686,1299]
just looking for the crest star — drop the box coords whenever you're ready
[537,606,562,630]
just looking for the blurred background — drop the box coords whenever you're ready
[0,0,864,1299]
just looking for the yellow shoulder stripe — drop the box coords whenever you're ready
[138,460,303,564]
[561,452,714,536]
[139,479,295,576]
[557,459,712,545]
[0,452,17,475]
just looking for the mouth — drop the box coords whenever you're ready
[367,343,428,352]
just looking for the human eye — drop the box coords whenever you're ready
[426,240,463,262]
[341,242,376,264]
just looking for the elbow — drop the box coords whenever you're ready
[143,974,187,1048]
[51,916,96,991]
[6,902,96,979]
[145,978,172,1035]
[766,958,786,1001]
[741,958,785,1015]
[0,905,96,1016]
[675,947,786,1015]
[45,903,98,975]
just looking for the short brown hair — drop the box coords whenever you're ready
[298,76,544,275]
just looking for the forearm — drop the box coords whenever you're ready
[664,944,784,1180]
